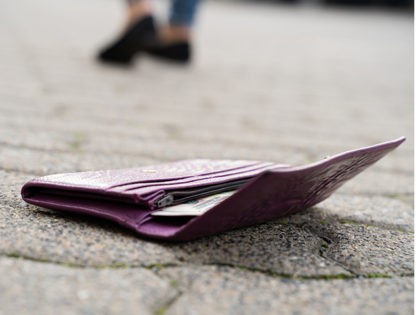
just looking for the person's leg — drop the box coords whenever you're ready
[160,0,201,43]
[170,0,201,27]
[125,0,153,29]
[143,0,201,63]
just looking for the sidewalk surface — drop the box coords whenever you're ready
[0,0,413,314]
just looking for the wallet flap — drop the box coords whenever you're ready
[109,162,282,192]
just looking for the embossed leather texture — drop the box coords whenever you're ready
[21,137,405,241]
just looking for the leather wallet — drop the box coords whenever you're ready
[21,137,405,241]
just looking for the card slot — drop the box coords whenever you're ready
[120,164,281,197]
[108,161,275,190]
[129,174,255,204]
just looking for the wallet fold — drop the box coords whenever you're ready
[21,137,405,241]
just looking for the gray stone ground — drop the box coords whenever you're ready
[0,0,414,314]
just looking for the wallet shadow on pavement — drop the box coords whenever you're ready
[21,137,405,242]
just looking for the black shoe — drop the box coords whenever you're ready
[97,15,157,66]
[146,42,191,64]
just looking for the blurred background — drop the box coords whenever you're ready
[0,0,413,172]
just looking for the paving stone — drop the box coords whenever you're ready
[0,146,159,175]
[0,170,34,186]
[159,265,414,315]
[0,204,179,267]
[301,221,414,276]
[316,194,414,231]
[0,103,412,155]
[334,170,413,196]
[171,222,349,276]
[0,257,177,315]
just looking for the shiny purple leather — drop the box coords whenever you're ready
[21,137,405,241]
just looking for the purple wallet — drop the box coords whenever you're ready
[21,137,405,241]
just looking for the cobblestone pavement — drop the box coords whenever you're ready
[0,0,413,314]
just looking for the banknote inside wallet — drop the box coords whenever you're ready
[154,179,248,208]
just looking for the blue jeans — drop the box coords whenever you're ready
[127,0,201,27]
[169,0,201,27]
